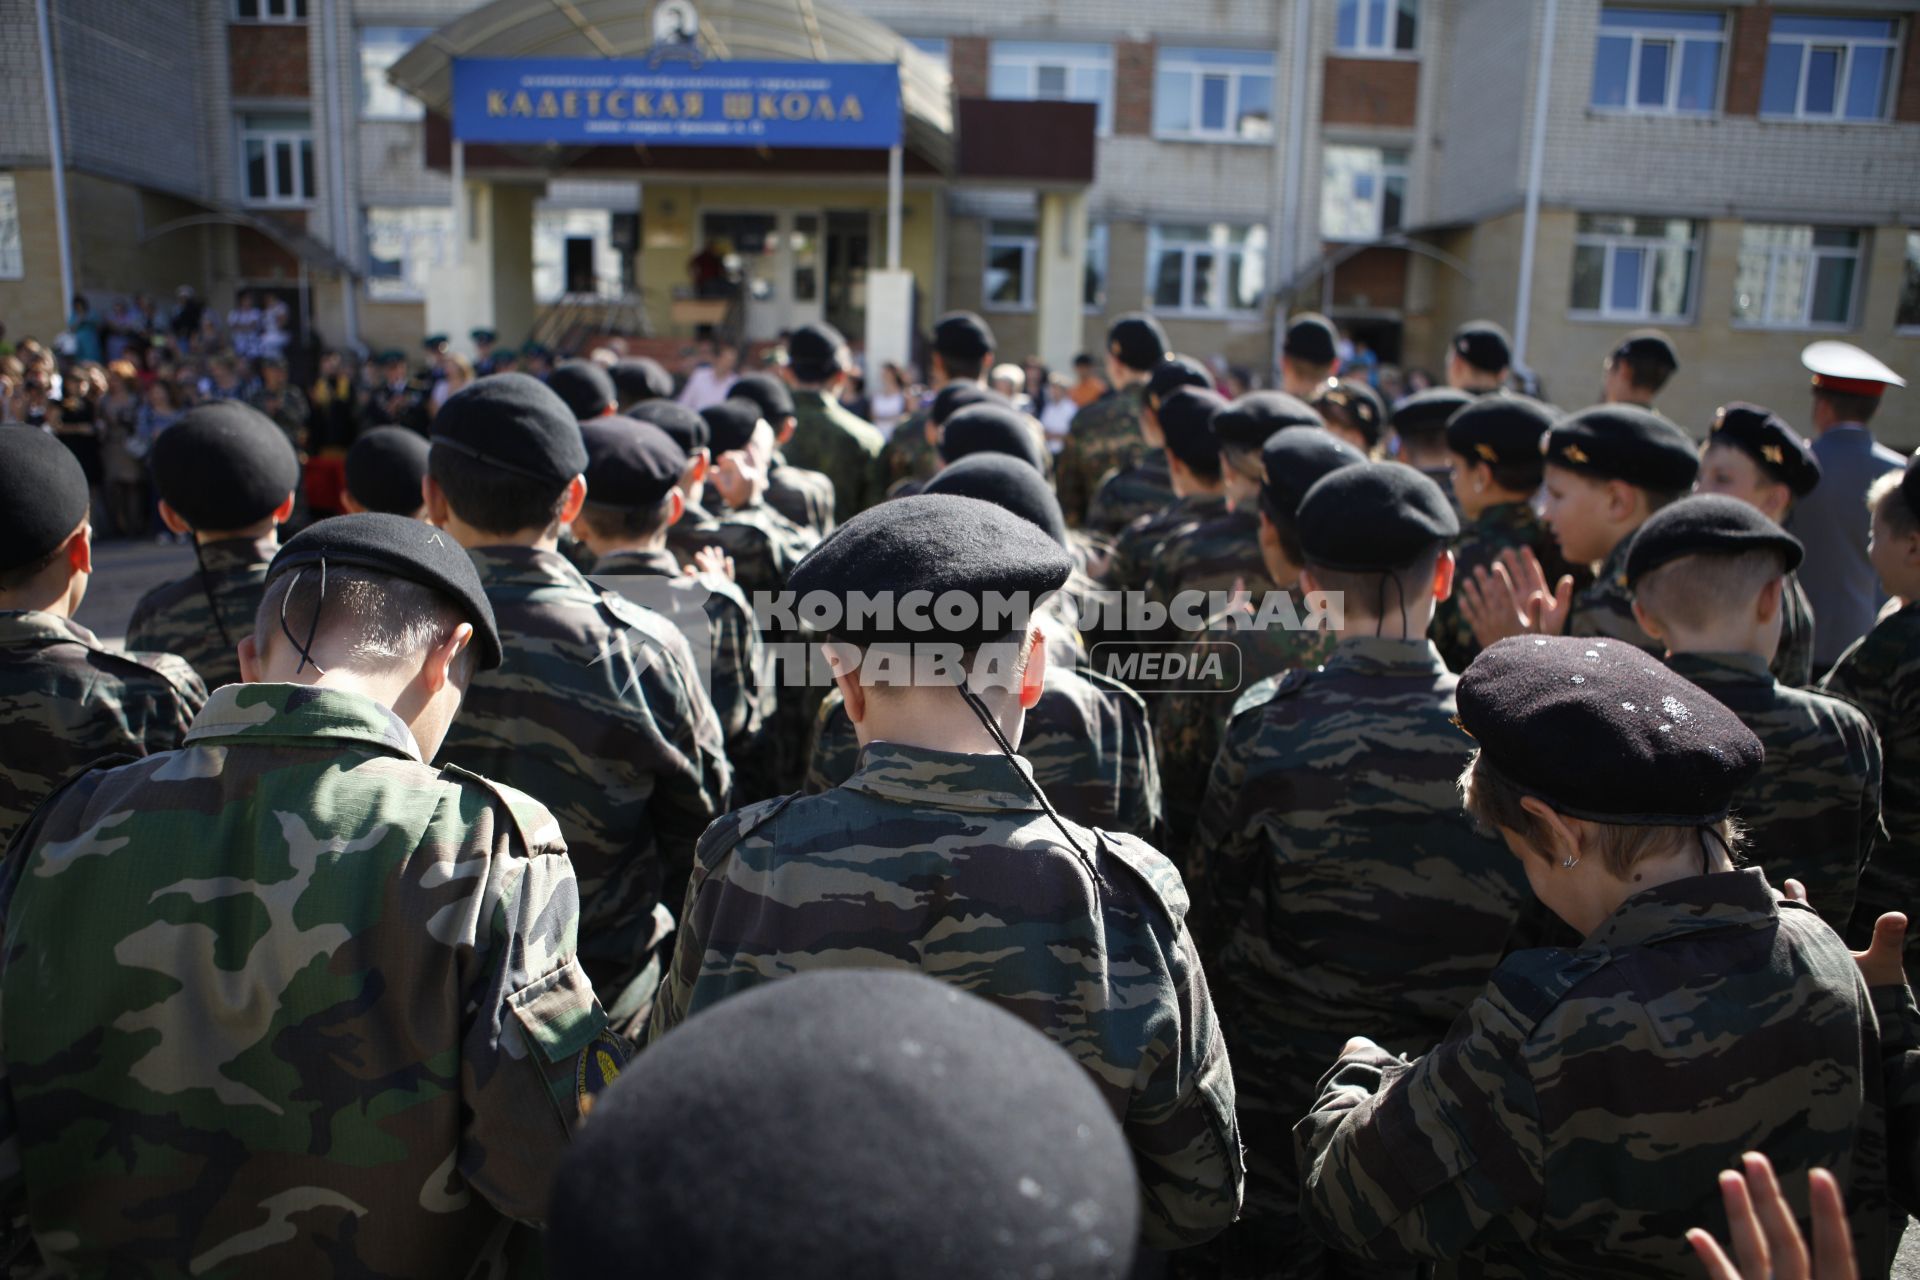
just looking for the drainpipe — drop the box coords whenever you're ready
[35,0,75,313]
[1512,0,1559,372]
[1271,0,1312,380]
[319,0,360,348]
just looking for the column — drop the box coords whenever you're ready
[1033,188,1090,374]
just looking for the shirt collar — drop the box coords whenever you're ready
[195,533,279,572]
[593,547,682,578]
[1598,536,1634,586]
[1583,867,1782,952]
[183,682,423,761]
[466,544,589,590]
[0,610,100,649]
[844,740,1043,812]
[1323,635,1448,677]
[1665,650,1773,687]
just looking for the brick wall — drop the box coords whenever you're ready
[1114,40,1154,136]
[1322,56,1420,128]
[1724,4,1770,117]
[951,36,988,100]
[230,23,309,98]
[1329,245,1408,311]
[238,211,303,279]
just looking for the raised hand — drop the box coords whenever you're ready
[1687,1152,1855,1280]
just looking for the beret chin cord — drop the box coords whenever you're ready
[190,540,235,658]
[278,559,329,677]
[952,672,1089,863]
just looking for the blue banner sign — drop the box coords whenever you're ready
[451,58,902,149]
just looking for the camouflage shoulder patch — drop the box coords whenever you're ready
[1076,663,1152,712]
[575,1026,630,1114]
[1229,666,1312,721]
[596,588,684,648]
[1487,945,1611,1033]
[1095,829,1191,925]
[693,792,801,872]
[439,762,567,858]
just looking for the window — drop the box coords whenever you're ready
[1899,232,1920,330]
[1591,8,1725,114]
[1321,145,1408,242]
[0,174,20,280]
[984,219,1037,311]
[989,42,1115,135]
[907,37,950,77]
[1336,0,1418,54]
[1733,224,1864,328]
[239,113,315,206]
[366,206,455,301]
[1154,48,1275,142]
[360,28,429,121]
[1083,222,1109,311]
[1149,223,1268,315]
[1760,15,1897,121]
[1570,214,1699,320]
[233,0,306,20]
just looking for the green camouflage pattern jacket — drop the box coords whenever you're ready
[1824,601,1920,961]
[766,455,835,536]
[1295,871,1895,1278]
[649,742,1243,1249]
[879,405,937,491]
[1086,453,1175,538]
[786,389,886,519]
[1193,637,1524,1258]
[437,546,730,996]
[1098,489,1217,600]
[0,683,612,1277]
[1056,384,1147,529]
[1668,651,1883,933]
[1140,506,1269,640]
[1566,537,1662,655]
[1433,502,1553,673]
[1775,570,1816,687]
[124,534,278,690]
[0,611,206,849]
[666,498,819,602]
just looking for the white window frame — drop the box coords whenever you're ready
[982,219,1038,313]
[232,0,306,22]
[1732,224,1865,331]
[1147,223,1266,317]
[1152,49,1276,143]
[1570,217,1700,322]
[1320,144,1410,243]
[1590,8,1726,116]
[1760,18,1899,121]
[0,174,21,281]
[988,42,1115,136]
[359,27,430,122]
[1898,230,1920,334]
[239,115,315,207]
[1335,0,1420,57]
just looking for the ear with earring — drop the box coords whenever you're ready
[1561,854,1581,870]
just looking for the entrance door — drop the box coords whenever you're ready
[564,237,596,294]
[824,210,872,339]
[699,209,824,342]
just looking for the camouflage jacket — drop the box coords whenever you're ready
[666,498,818,601]
[786,390,886,520]
[1668,651,1883,934]
[1296,871,1894,1278]
[0,611,206,849]
[1056,384,1147,529]
[879,405,937,490]
[1776,570,1816,687]
[0,683,612,1278]
[1098,489,1217,599]
[437,546,730,995]
[1566,536,1662,654]
[1823,602,1920,960]
[1141,505,1268,638]
[125,534,278,690]
[1433,502,1552,673]
[802,664,1164,842]
[1086,453,1175,538]
[1876,981,1920,1221]
[650,742,1243,1249]
[766,455,835,536]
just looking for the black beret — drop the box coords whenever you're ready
[787,494,1073,648]
[1624,494,1804,586]
[1212,391,1322,452]
[939,402,1046,472]
[546,971,1136,1280]
[1392,387,1473,435]
[268,512,502,670]
[422,333,448,350]
[787,322,849,378]
[1145,354,1213,410]
[546,360,619,421]
[1708,403,1820,498]
[1611,328,1678,372]
[1157,387,1228,473]
[582,417,687,509]
[1458,635,1763,825]
[729,371,796,423]
[1905,455,1920,525]
[1282,313,1339,366]
[1445,394,1556,467]
[151,401,301,531]
[930,382,1000,427]
[1313,379,1386,446]
[932,310,996,361]
[470,328,497,344]
[377,349,407,365]
[432,373,588,486]
[1106,312,1169,372]
[0,426,90,572]
[522,343,552,360]
[344,427,430,516]
[702,399,767,457]
[1260,429,1366,523]
[630,398,709,454]
[1297,461,1460,571]
[609,357,674,408]
[1452,321,1512,374]
[924,452,1069,548]
[1546,405,1699,492]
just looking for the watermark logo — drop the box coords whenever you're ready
[1090,641,1243,694]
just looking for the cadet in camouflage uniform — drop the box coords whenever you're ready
[126,401,301,689]
[0,428,206,846]
[780,322,886,518]
[1084,354,1210,540]
[1057,313,1167,529]
[1696,403,1823,687]
[1388,387,1472,518]
[1626,495,1882,933]
[652,495,1243,1250]
[1194,464,1522,1277]
[1276,313,1338,399]
[1824,461,1920,963]
[572,416,772,799]
[632,398,796,594]
[879,311,996,495]
[426,375,729,1007]
[0,514,616,1277]
[1298,635,1900,1277]
[729,372,836,536]
[1110,388,1229,644]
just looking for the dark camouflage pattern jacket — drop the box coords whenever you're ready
[1086,453,1174,538]
[1433,502,1554,673]
[1776,569,1816,687]
[1056,384,1147,529]
[124,534,278,690]
[786,390,887,520]
[766,456,835,536]
[1566,536,1662,655]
